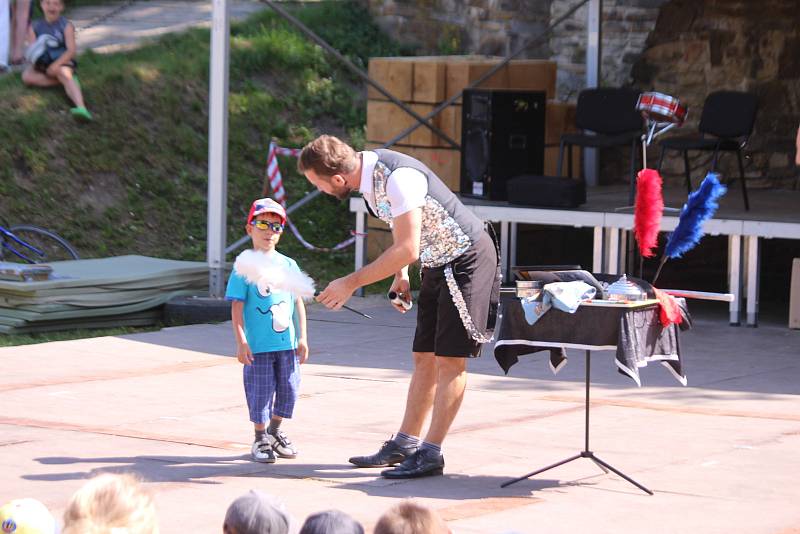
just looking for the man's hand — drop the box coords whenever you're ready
[316,276,357,310]
[296,338,309,364]
[389,275,412,313]
[236,342,254,365]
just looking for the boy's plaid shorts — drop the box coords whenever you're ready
[243,349,300,424]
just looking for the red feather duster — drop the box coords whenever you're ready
[634,169,664,258]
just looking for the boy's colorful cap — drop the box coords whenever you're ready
[247,198,286,225]
[0,498,58,534]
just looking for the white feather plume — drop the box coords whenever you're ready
[233,249,316,298]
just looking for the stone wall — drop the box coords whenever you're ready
[365,0,552,58]
[550,0,666,99]
[631,0,800,188]
[366,0,800,185]
[365,0,664,99]
[365,0,664,184]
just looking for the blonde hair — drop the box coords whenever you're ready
[297,135,358,177]
[62,473,159,534]
[373,500,449,534]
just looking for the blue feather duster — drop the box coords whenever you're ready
[665,172,727,257]
[652,172,727,284]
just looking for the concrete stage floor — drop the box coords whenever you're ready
[584,182,800,223]
[463,182,800,224]
[2,296,799,533]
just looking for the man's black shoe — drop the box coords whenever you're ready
[349,439,418,468]
[381,448,444,479]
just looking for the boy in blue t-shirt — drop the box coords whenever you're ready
[226,197,308,463]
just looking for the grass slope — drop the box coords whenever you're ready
[0,2,417,345]
[0,2,404,287]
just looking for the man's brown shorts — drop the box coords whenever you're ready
[412,232,499,358]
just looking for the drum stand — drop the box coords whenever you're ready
[614,118,682,213]
[501,350,653,495]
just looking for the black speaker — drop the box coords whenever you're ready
[460,89,546,200]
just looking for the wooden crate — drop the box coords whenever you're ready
[438,103,462,148]
[507,60,558,100]
[367,56,446,104]
[366,143,461,192]
[545,146,583,177]
[544,100,581,176]
[365,56,561,182]
[367,57,413,101]
[368,56,558,103]
[545,101,576,144]
[412,57,447,104]
[446,57,509,101]
[404,146,461,191]
[366,101,441,146]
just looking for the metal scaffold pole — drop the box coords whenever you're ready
[207,0,230,297]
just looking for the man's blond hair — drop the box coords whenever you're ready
[63,473,159,534]
[373,500,449,534]
[297,135,358,177]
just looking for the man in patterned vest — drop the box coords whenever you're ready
[299,135,500,479]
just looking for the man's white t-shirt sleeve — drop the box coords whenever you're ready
[386,167,428,218]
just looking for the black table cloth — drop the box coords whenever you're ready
[493,296,691,386]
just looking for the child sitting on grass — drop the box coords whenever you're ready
[22,0,91,121]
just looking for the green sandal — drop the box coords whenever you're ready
[70,106,93,122]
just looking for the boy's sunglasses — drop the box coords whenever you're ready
[250,220,285,233]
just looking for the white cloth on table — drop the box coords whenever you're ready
[521,281,596,326]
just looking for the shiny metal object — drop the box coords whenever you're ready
[515,280,543,300]
[606,274,646,301]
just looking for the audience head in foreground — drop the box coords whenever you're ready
[373,500,450,534]
[0,497,58,534]
[223,490,291,534]
[62,473,159,534]
[299,509,364,534]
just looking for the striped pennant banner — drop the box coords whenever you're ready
[266,141,287,207]
[265,141,362,252]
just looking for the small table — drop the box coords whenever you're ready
[494,297,689,494]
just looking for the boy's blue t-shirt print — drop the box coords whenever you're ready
[225,252,299,353]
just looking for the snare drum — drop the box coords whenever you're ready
[637,92,688,125]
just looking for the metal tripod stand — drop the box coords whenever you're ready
[501,350,653,495]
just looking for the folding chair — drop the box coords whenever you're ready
[557,87,642,204]
[657,90,758,211]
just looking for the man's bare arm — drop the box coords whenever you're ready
[348,207,421,288]
[315,208,421,309]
